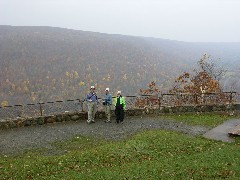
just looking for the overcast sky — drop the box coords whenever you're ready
[1,0,240,42]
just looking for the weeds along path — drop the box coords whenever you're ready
[0,116,210,155]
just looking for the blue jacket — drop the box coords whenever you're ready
[86,92,98,102]
[104,93,112,105]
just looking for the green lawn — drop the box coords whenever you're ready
[1,114,240,179]
[1,132,240,179]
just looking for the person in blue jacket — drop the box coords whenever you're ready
[103,87,112,123]
[86,86,98,124]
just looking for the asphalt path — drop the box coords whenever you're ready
[203,119,240,142]
[0,116,210,155]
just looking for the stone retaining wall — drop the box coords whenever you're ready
[0,104,239,130]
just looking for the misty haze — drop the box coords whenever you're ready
[1,1,240,179]
[0,25,240,105]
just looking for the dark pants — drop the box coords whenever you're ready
[115,107,124,123]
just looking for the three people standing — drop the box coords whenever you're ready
[86,86,126,124]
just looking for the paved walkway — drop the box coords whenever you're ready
[1,117,239,155]
[203,119,240,142]
[0,116,209,155]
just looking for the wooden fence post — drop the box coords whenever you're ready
[80,99,84,112]
[194,94,198,105]
[39,103,43,116]
[229,92,233,104]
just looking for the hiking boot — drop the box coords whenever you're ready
[87,121,91,124]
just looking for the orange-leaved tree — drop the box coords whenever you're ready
[135,81,160,109]
[169,54,228,105]
[170,54,224,94]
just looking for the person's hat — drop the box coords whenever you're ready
[105,88,109,91]
[117,90,121,94]
[90,86,95,89]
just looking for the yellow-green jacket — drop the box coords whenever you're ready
[114,96,126,110]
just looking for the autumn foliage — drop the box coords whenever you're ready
[170,71,221,94]
[168,54,231,105]
[135,81,160,108]
[170,54,224,94]
[135,54,231,108]
[0,26,185,105]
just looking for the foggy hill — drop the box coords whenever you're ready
[0,26,239,104]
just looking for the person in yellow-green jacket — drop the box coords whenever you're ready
[114,91,126,124]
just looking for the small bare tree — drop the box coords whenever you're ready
[198,54,226,81]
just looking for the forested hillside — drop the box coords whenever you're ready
[0,26,239,105]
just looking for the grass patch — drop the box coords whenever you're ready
[52,135,105,153]
[1,130,240,179]
[161,113,237,127]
